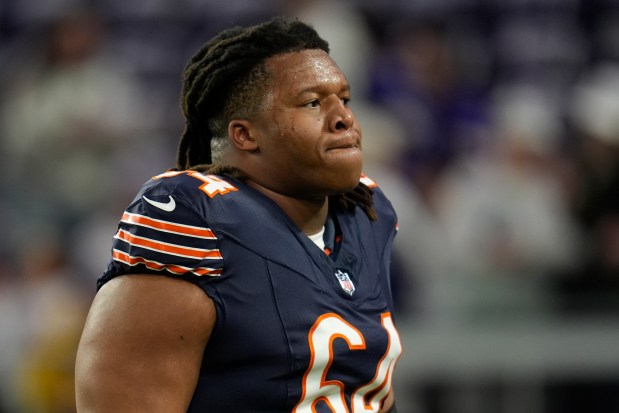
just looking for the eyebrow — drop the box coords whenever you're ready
[295,83,352,98]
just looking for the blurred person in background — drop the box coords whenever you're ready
[0,9,157,234]
[358,103,451,322]
[279,0,375,97]
[0,228,87,413]
[0,7,167,282]
[0,7,163,413]
[558,62,619,314]
[431,83,584,321]
[368,17,490,205]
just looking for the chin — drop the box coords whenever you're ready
[329,168,363,195]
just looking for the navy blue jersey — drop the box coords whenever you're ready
[99,171,402,413]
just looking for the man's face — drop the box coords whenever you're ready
[247,49,363,198]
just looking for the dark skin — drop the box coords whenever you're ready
[225,49,363,233]
[75,49,394,412]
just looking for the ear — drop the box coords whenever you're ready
[228,120,259,153]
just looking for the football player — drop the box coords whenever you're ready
[75,17,402,413]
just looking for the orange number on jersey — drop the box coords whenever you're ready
[293,312,402,413]
[152,171,238,198]
[187,172,238,197]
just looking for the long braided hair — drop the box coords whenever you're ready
[176,17,377,221]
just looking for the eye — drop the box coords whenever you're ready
[341,97,351,106]
[303,99,320,108]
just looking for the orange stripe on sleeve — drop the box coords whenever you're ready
[112,250,222,277]
[115,229,222,260]
[121,212,216,239]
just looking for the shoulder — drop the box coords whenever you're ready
[100,171,251,287]
[116,171,243,239]
[139,170,241,207]
[360,173,398,226]
[131,170,262,226]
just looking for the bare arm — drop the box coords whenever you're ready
[75,274,216,412]
[379,390,396,413]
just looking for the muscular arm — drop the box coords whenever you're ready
[75,274,216,412]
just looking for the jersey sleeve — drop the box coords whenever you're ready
[98,188,223,290]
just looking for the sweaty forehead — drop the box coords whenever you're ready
[265,49,348,93]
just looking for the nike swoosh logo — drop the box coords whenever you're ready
[142,195,176,212]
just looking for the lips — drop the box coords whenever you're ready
[326,136,361,151]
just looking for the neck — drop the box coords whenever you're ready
[246,180,328,234]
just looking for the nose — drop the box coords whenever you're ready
[326,97,354,132]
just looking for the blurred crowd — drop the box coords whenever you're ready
[2,0,619,411]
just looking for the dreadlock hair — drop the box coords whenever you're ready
[175,17,377,221]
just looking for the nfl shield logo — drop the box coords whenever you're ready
[335,270,355,296]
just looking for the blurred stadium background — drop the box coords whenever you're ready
[2,0,619,412]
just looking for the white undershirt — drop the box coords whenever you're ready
[307,226,325,250]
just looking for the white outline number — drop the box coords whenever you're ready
[293,312,402,413]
